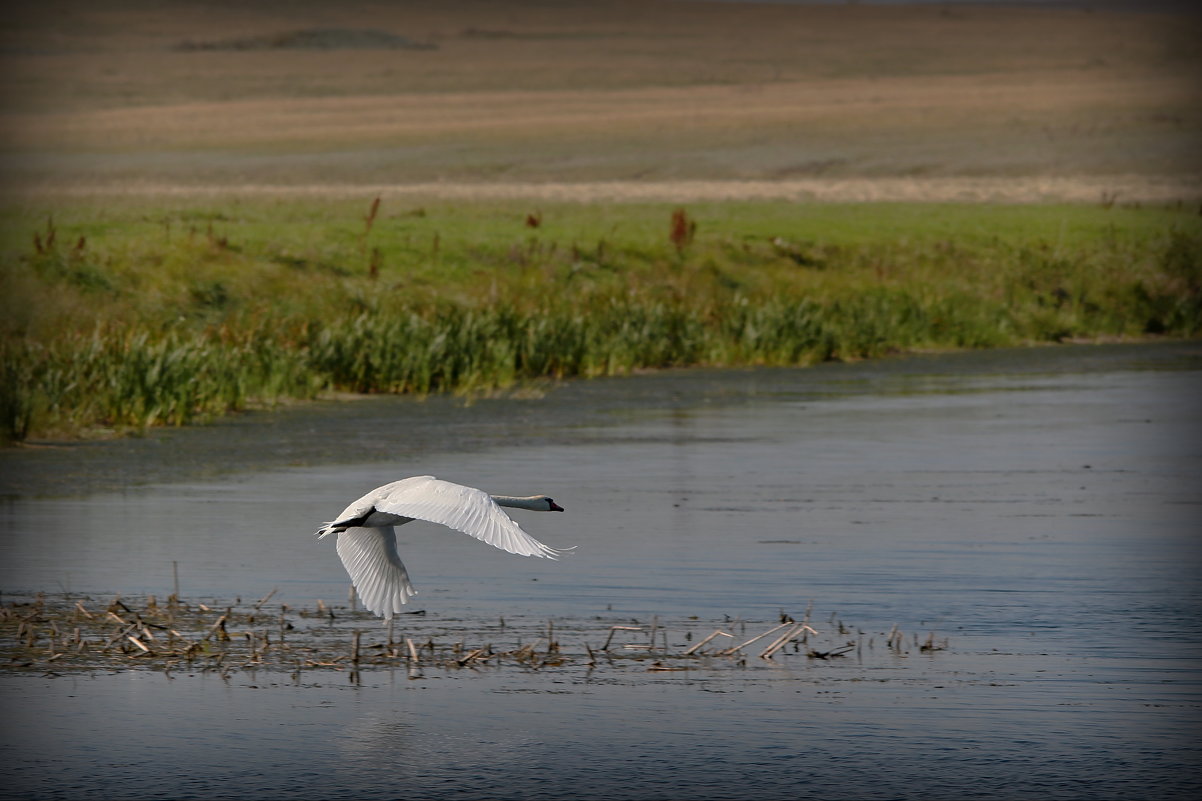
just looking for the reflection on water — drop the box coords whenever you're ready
[1,342,1200,799]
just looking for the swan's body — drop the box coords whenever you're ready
[315,475,567,619]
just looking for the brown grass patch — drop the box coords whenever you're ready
[2,0,1199,193]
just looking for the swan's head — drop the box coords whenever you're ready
[493,493,565,512]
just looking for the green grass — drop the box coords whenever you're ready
[2,197,1199,442]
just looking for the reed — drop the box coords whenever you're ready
[2,199,1199,442]
[0,590,928,675]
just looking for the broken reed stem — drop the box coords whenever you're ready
[602,625,643,650]
[457,647,488,666]
[759,623,816,659]
[252,588,277,612]
[203,610,230,642]
[718,621,795,656]
[684,629,733,656]
[125,634,151,653]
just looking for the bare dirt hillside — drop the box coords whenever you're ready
[2,0,1199,201]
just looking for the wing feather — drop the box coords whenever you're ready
[335,526,416,620]
[371,476,566,559]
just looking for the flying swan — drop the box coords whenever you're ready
[315,475,568,619]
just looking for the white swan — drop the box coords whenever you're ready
[315,475,568,619]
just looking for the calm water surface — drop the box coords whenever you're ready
[1,343,1200,799]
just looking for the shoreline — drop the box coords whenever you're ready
[2,333,1192,451]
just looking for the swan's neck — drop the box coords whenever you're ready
[491,495,548,511]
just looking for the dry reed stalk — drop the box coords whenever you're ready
[252,588,277,612]
[102,623,136,651]
[406,637,419,663]
[512,641,541,661]
[760,623,816,659]
[684,629,733,656]
[457,647,487,666]
[203,611,230,642]
[920,632,947,652]
[758,626,798,659]
[717,622,794,656]
[602,625,643,650]
[74,602,93,620]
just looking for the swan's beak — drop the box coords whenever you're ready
[549,500,565,512]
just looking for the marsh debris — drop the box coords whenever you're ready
[0,592,947,679]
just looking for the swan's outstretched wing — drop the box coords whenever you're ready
[335,526,416,620]
[372,476,567,558]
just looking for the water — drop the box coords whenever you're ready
[2,342,1200,799]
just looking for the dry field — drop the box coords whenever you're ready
[1,0,1200,201]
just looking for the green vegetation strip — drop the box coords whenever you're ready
[2,198,1199,442]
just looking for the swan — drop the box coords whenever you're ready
[315,475,568,619]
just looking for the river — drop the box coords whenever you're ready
[1,341,1199,799]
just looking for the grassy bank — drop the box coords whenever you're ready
[2,198,1199,443]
